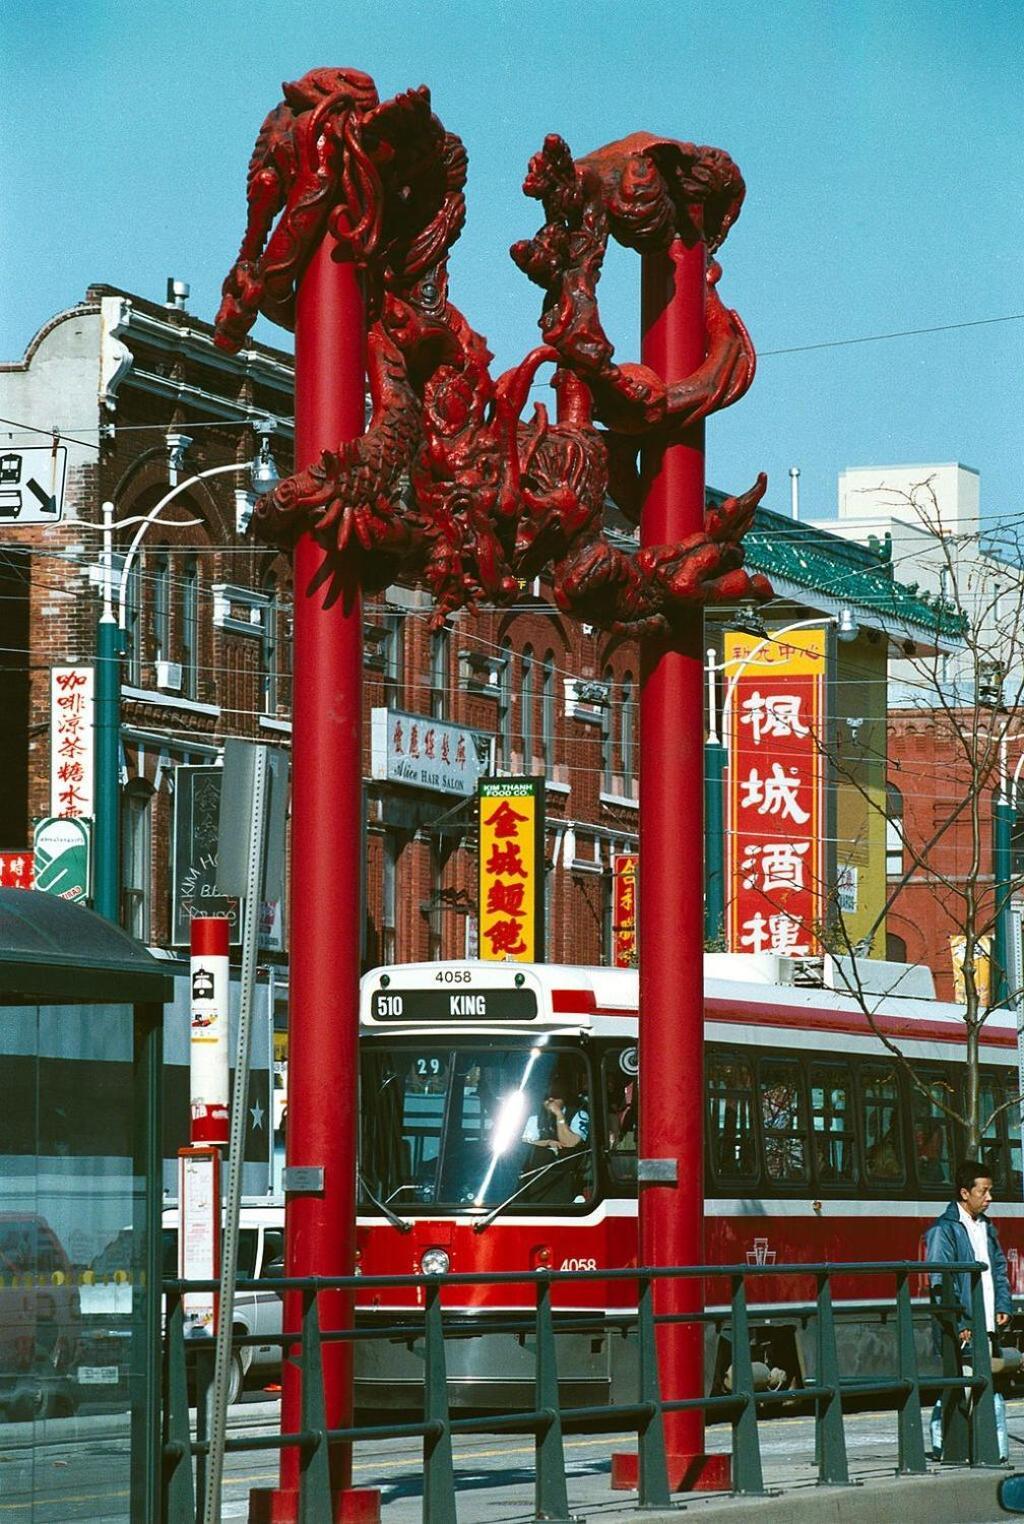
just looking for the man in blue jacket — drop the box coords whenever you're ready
[926,1159,1013,1460]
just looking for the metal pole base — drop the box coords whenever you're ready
[610,1451,731,1493]
[248,1486,381,1522]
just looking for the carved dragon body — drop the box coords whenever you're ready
[215,73,771,631]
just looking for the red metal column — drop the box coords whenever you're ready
[250,237,379,1523]
[613,233,729,1494]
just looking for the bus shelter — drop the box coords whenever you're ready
[0,887,172,1523]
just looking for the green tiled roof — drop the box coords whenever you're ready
[731,499,966,639]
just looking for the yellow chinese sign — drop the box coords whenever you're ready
[478,778,545,961]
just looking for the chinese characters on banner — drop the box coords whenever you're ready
[50,666,95,819]
[612,853,638,967]
[478,778,545,962]
[0,852,33,889]
[726,626,827,958]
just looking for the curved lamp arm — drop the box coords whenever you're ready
[115,461,248,629]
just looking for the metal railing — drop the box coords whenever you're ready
[160,1258,1004,1523]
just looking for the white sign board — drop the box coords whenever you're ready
[178,1149,220,1337]
[51,666,95,818]
[0,446,67,524]
[370,708,491,797]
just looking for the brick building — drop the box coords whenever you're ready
[1,282,959,978]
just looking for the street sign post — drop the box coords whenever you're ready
[0,447,67,524]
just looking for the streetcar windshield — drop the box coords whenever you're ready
[359,1043,594,1211]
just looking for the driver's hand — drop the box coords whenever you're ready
[998,1312,1010,1327]
[959,1328,972,1346]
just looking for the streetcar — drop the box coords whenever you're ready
[354,954,1024,1409]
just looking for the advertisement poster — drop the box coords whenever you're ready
[477,777,545,962]
[726,626,827,958]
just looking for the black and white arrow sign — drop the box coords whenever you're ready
[0,446,67,524]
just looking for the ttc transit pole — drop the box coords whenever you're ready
[250,237,378,1523]
[633,228,728,1490]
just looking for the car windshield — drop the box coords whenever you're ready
[359,1043,593,1212]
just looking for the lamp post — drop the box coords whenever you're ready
[92,448,277,923]
[703,610,859,945]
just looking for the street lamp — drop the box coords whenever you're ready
[93,430,281,923]
[704,609,860,944]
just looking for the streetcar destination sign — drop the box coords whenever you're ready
[370,987,538,1022]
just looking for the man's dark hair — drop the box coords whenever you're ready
[955,1159,992,1195]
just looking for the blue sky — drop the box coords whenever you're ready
[4,0,1022,526]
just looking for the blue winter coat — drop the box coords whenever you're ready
[925,1200,1013,1344]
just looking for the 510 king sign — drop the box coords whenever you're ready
[726,626,828,958]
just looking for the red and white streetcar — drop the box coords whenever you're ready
[354,955,1024,1408]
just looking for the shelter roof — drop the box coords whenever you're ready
[0,889,173,1004]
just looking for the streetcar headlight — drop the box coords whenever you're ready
[420,1248,450,1277]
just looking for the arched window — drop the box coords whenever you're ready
[180,553,199,699]
[620,672,635,786]
[121,780,153,942]
[151,550,170,666]
[124,559,141,687]
[521,646,534,763]
[541,652,556,766]
[601,666,614,792]
[886,783,905,876]
[430,623,449,720]
[499,640,513,770]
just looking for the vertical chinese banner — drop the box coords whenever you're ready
[612,853,639,967]
[478,778,545,962]
[726,626,827,957]
[50,666,95,819]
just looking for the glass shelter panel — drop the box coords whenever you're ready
[0,1003,143,1522]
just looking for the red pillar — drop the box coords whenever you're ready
[612,234,729,1494]
[249,238,379,1523]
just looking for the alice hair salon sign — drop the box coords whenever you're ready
[370,708,491,797]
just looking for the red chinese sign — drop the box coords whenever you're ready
[726,627,827,957]
[612,853,638,967]
[0,852,33,890]
[478,778,545,962]
[50,666,95,819]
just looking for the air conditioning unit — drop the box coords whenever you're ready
[155,660,182,692]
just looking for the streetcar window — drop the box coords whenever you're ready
[359,1046,595,1211]
[759,1059,808,1183]
[911,1071,957,1188]
[861,1065,905,1185]
[809,1064,857,1186]
[979,1071,1018,1195]
[603,1049,638,1185]
[707,1052,757,1184]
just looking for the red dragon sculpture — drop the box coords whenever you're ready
[215,72,770,631]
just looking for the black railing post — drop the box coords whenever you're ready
[162,1292,196,1524]
[968,1266,1001,1467]
[636,1271,671,1507]
[297,1285,332,1524]
[895,1269,926,1475]
[423,1279,457,1524]
[729,1272,765,1494]
[814,1271,849,1486]
[939,1270,970,1465]
[533,1273,575,1524]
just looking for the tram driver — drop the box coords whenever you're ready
[522,1082,589,1155]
